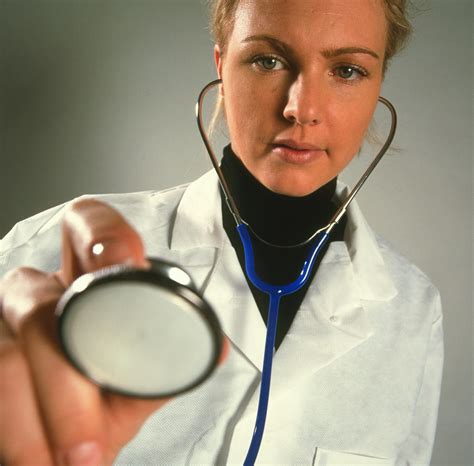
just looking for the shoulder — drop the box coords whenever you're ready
[0,185,190,276]
[375,233,442,320]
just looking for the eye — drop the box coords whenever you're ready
[333,65,368,81]
[253,55,286,71]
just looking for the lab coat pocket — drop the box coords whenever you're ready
[313,448,394,466]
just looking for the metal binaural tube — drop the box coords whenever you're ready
[325,96,397,235]
[196,79,243,226]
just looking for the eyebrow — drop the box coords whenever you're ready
[242,34,294,57]
[322,46,380,60]
[242,34,380,60]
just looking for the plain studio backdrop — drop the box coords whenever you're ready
[0,1,472,465]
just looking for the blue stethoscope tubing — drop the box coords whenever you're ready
[196,79,397,465]
[237,225,330,465]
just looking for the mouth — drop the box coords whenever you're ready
[271,139,327,165]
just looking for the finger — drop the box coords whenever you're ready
[59,198,148,285]
[20,299,106,466]
[0,341,54,465]
[219,335,230,364]
[0,319,14,344]
[1,268,106,465]
[1,267,64,335]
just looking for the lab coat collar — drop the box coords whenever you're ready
[171,170,226,251]
[335,183,398,302]
[170,171,397,370]
[171,170,397,302]
[171,171,268,369]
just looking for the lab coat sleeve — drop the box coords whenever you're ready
[0,203,67,276]
[395,291,444,466]
[0,192,151,275]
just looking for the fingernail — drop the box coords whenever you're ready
[61,441,102,466]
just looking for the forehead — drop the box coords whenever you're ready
[232,0,387,53]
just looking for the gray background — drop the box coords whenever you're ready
[0,1,472,464]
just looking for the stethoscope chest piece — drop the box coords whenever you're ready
[56,259,223,398]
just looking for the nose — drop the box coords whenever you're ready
[283,74,323,126]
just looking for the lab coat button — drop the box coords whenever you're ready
[329,315,338,323]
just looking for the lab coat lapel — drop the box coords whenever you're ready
[204,243,268,371]
[340,182,398,302]
[258,182,398,402]
[169,173,398,381]
[269,242,373,400]
[170,171,267,371]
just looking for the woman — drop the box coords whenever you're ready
[0,1,443,465]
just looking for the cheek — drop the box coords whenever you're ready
[223,73,284,146]
[224,82,254,140]
[224,94,258,155]
[330,98,377,158]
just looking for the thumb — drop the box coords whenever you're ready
[58,197,148,286]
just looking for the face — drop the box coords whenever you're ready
[215,0,387,196]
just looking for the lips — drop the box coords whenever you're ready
[273,139,324,151]
[271,139,326,164]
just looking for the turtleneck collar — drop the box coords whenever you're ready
[220,144,339,246]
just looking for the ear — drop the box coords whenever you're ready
[214,44,224,95]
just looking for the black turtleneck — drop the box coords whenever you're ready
[220,145,347,350]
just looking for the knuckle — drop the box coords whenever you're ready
[2,266,40,284]
[1,268,63,335]
[67,196,109,213]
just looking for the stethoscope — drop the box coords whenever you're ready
[196,79,397,465]
[56,79,397,465]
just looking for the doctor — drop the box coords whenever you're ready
[0,0,443,465]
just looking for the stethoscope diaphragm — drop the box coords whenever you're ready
[56,258,223,398]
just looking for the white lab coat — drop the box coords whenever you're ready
[0,170,443,466]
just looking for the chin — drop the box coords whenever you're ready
[259,163,333,197]
[266,179,324,197]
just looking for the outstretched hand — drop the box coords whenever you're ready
[0,199,227,466]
